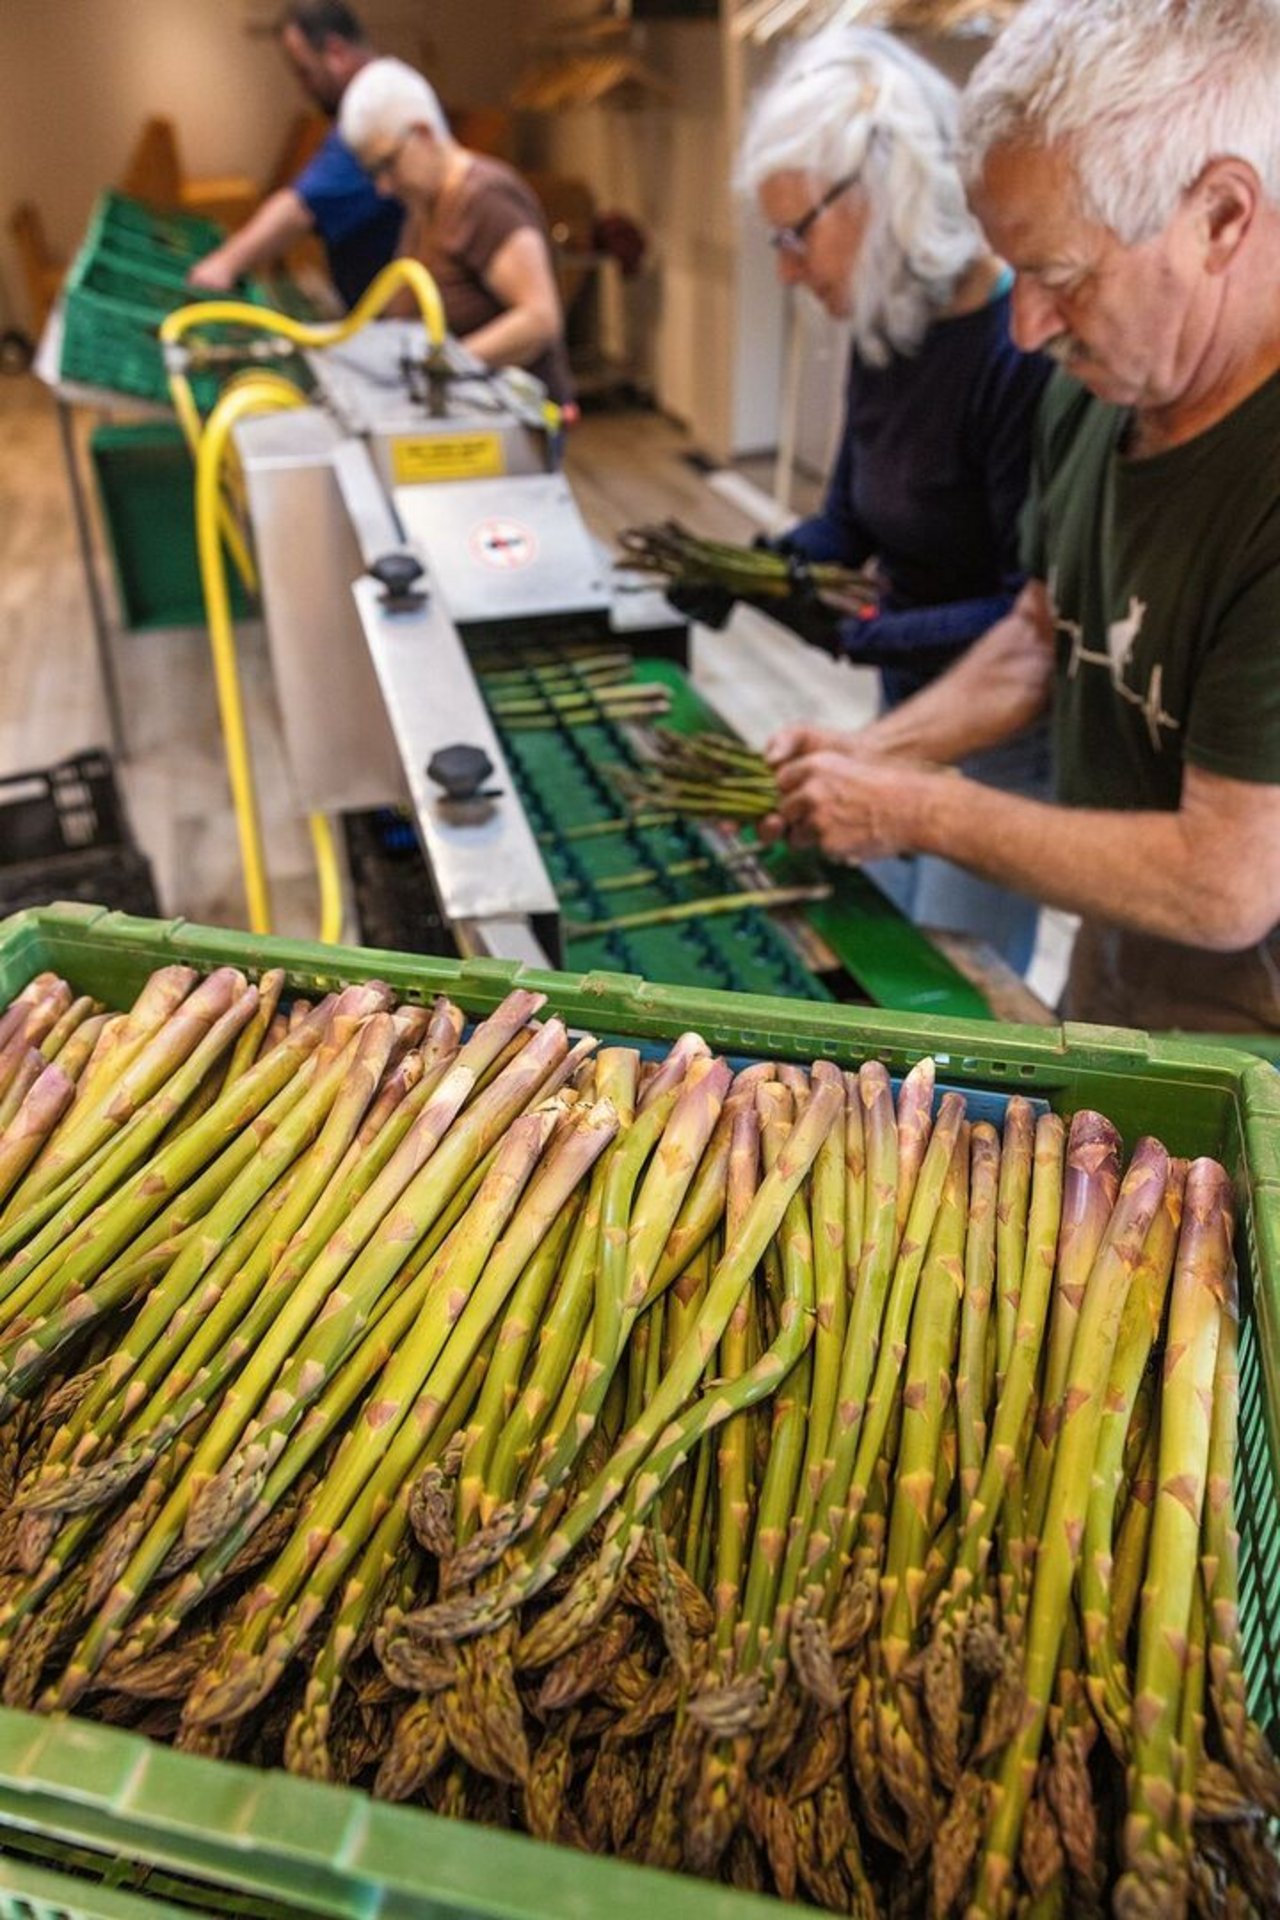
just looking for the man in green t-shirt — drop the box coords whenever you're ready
[762,0,1280,1033]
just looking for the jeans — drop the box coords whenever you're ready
[864,725,1053,977]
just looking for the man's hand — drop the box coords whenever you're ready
[187,251,239,294]
[764,723,865,766]
[761,750,929,860]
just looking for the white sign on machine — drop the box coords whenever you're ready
[470,517,539,572]
[395,474,610,624]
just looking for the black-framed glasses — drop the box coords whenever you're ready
[367,128,413,184]
[767,171,859,258]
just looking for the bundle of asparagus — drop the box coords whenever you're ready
[618,520,878,612]
[0,963,1275,1920]
[613,728,780,823]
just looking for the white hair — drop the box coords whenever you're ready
[959,0,1280,244]
[737,26,984,365]
[338,56,450,156]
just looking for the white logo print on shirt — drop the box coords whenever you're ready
[1106,596,1145,686]
[1048,573,1180,750]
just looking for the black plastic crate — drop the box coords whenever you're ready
[0,752,159,921]
[0,752,131,865]
[342,808,455,957]
[0,846,159,921]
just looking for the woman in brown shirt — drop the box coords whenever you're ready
[340,57,573,403]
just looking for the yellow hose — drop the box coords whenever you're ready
[193,375,305,936]
[172,360,260,596]
[310,813,345,946]
[160,256,447,378]
[167,260,447,597]
[171,259,447,945]
[195,372,345,941]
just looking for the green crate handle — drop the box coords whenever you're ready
[0,1707,784,1920]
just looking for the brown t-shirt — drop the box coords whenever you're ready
[401,154,573,404]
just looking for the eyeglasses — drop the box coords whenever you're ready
[366,128,412,185]
[767,172,859,258]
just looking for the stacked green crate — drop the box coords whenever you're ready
[90,191,227,261]
[60,191,299,409]
[67,191,316,629]
[89,422,257,632]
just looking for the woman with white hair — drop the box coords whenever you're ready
[735,28,1053,972]
[340,57,572,401]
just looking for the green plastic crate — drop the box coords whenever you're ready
[89,423,255,633]
[81,194,319,324]
[61,196,284,410]
[76,247,214,310]
[88,192,227,265]
[0,901,1275,1920]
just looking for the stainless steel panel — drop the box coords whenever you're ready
[235,409,406,813]
[331,437,405,570]
[352,575,559,926]
[394,474,611,624]
[304,322,435,432]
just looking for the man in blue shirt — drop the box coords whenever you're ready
[188,2,402,310]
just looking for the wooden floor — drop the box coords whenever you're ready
[0,369,1072,1006]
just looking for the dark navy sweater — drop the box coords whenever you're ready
[783,290,1052,705]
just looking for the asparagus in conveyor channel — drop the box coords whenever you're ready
[0,962,1273,1914]
[609,728,782,824]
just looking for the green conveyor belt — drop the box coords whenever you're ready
[470,638,989,1019]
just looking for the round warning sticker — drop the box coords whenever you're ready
[470,517,538,570]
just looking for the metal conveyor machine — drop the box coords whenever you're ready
[233,321,990,1017]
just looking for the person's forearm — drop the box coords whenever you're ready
[211,191,313,279]
[858,597,1053,764]
[832,592,1016,673]
[904,773,1265,951]
[461,304,557,373]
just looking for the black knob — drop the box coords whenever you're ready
[427,743,496,801]
[370,551,427,612]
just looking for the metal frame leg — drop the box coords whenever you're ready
[56,397,126,759]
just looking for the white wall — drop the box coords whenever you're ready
[512,12,817,462]
[0,0,524,333]
[518,10,745,457]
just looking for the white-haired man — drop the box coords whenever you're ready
[765,0,1280,1033]
[339,58,571,401]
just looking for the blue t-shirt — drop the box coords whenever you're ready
[294,128,403,309]
[784,291,1052,704]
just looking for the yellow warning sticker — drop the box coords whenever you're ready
[391,433,506,484]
